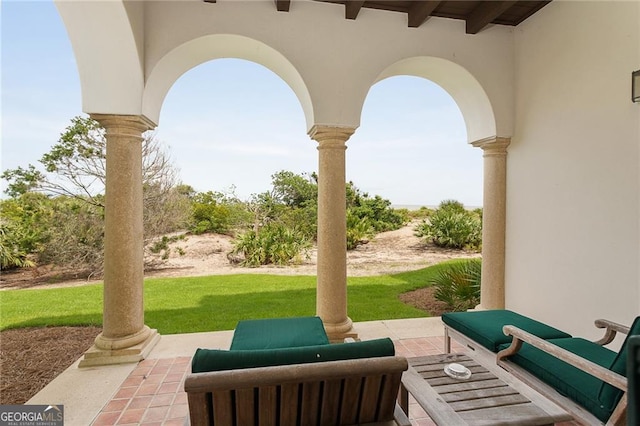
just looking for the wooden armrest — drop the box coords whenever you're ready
[594,318,631,345]
[497,325,627,392]
[393,403,412,426]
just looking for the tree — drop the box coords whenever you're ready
[271,171,318,208]
[3,117,106,204]
[2,115,190,237]
[1,115,190,276]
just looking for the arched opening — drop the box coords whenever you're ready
[349,75,482,208]
[355,57,508,311]
[155,58,312,199]
[373,57,497,144]
[142,34,314,129]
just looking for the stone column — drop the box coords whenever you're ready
[80,114,160,367]
[309,125,357,341]
[471,137,511,310]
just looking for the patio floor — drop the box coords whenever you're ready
[28,317,579,426]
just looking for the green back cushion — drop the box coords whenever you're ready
[230,316,329,350]
[498,338,617,422]
[442,310,572,352]
[599,317,640,411]
[192,337,395,373]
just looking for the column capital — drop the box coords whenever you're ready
[471,136,511,157]
[308,125,356,147]
[90,114,157,135]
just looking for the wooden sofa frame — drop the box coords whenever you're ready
[496,319,628,426]
[445,317,629,425]
[184,356,411,426]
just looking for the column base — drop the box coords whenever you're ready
[79,329,160,368]
[323,317,358,343]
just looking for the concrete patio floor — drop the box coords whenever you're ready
[28,317,578,426]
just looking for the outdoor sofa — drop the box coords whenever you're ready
[442,309,639,426]
[184,316,410,425]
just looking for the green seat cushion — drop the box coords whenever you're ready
[599,316,640,413]
[192,337,395,373]
[498,337,617,422]
[230,316,329,350]
[442,310,572,352]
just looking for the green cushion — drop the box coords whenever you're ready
[230,316,329,350]
[599,316,640,412]
[498,338,617,422]
[442,310,572,352]
[192,337,395,373]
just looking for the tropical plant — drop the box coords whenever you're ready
[346,210,373,250]
[0,224,35,269]
[414,200,482,250]
[430,259,481,311]
[0,192,53,258]
[231,222,312,267]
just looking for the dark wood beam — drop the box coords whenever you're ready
[345,1,365,20]
[203,0,216,3]
[465,1,517,34]
[408,1,441,28]
[275,0,291,12]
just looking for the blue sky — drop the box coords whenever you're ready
[1,0,483,207]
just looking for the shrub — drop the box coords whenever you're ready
[431,259,481,311]
[406,206,433,220]
[190,191,250,235]
[0,193,52,266]
[414,200,482,250]
[346,210,373,250]
[279,206,317,241]
[346,186,408,233]
[0,224,35,269]
[231,222,311,267]
[38,197,105,277]
[438,199,466,213]
[148,234,185,259]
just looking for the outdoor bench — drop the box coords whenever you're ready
[442,309,639,426]
[184,316,410,425]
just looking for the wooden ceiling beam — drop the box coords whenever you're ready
[465,1,517,34]
[345,1,366,20]
[275,0,291,12]
[408,1,441,28]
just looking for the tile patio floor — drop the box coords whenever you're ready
[29,318,579,426]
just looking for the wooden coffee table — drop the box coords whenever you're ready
[399,353,572,425]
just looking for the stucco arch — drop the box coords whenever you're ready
[54,0,144,115]
[371,57,497,143]
[142,34,313,128]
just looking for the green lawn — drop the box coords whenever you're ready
[0,261,460,334]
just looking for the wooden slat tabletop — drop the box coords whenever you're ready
[401,353,570,425]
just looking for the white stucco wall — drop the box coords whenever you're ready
[55,1,145,115]
[58,0,519,142]
[508,0,640,341]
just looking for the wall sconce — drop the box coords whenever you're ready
[634,70,640,103]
